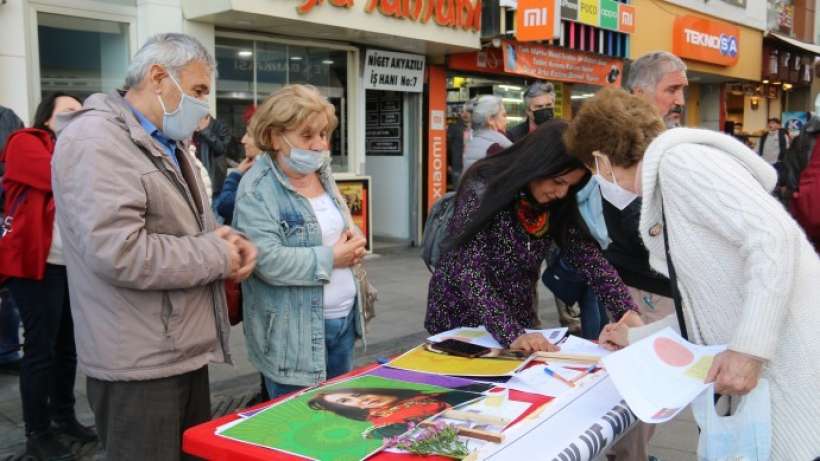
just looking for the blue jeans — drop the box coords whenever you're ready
[265,307,357,399]
[578,285,609,340]
[0,288,22,364]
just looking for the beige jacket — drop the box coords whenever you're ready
[52,91,233,381]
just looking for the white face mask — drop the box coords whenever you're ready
[156,71,211,141]
[595,156,638,211]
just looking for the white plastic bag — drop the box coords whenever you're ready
[691,379,771,461]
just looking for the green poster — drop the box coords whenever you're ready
[599,0,619,31]
[218,375,481,461]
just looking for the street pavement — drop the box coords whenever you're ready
[0,246,697,460]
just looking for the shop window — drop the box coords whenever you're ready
[215,36,350,172]
[37,12,130,101]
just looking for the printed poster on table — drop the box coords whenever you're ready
[216,375,482,461]
[602,328,726,423]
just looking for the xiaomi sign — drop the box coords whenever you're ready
[673,15,739,67]
[515,0,561,42]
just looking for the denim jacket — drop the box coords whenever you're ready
[233,153,364,386]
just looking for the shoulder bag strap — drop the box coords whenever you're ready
[661,206,689,340]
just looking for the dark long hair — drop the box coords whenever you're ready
[307,387,425,421]
[446,119,587,250]
[32,92,81,134]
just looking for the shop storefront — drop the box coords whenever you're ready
[185,0,482,247]
[435,0,633,192]
[1,0,482,249]
[631,0,765,137]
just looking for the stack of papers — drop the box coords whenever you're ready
[427,326,569,349]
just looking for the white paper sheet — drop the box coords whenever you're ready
[426,326,568,349]
[602,327,726,423]
[502,365,585,398]
[556,335,611,357]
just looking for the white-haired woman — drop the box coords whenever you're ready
[564,87,820,460]
[462,95,511,172]
[234,84,369,398]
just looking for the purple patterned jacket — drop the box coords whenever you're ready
[425,182,637,347]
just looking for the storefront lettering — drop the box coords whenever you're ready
[297,0,353,14]
[684,28,737,57]
[297,0,481,31]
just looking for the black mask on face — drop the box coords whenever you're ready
[532,107,554,125]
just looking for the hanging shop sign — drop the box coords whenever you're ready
[364,49,426,93]
[296,0,482,32]
[515,0,561,42]
[447,47,505,74]
[427,66,448,210]
[672,15,739,67]
[501,40,623,86]
[508,0,636,34]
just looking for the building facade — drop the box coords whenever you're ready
[0,0,484,247]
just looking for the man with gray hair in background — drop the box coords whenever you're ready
[626,51,688,128]
[507,81,556,143]
[52,33,256,460]
[590,51,687,461]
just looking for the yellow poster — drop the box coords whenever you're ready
[387,345,527,377]
[579,0,599,27]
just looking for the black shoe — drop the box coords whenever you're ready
[25,430,75,461]
[52,418,98,444]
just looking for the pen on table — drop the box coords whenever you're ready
[569,364,600,384]
[543,366,576,388]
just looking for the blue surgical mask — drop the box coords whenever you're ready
[157,71,211,141]
[576,176,611,249]
[281,136,330,175]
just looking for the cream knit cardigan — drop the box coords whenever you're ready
[634,128,820,459]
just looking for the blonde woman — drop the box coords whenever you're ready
[234,85,367,397]
[563,87,820,459]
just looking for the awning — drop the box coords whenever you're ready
[767,32,820,56]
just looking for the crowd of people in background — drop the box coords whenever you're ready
[0,31,818,461]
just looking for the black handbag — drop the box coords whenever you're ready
[541,251,587,306]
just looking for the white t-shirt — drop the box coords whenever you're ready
[46,220,64,266]
[309,193,356,319]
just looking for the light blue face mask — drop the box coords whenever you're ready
[281,136,330,175]
[576,176,611,250]
[157,71,211,141]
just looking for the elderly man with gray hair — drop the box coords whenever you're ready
[462,95,512,173]
[507,81,556,143]
[626,51,688,128]
[52,33,257,460]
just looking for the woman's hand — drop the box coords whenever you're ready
[510,333,559,353]
[598,311,643,351]
[332,230,367,268]
[705,350,764,396]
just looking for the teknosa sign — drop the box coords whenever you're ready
[515,0,561,42]
[673,15,740,66]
